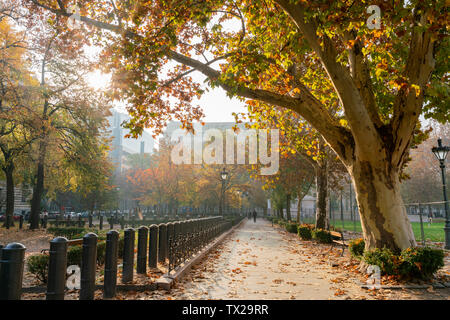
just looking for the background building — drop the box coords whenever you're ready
[0,182,32,214]
[108,110,155,173]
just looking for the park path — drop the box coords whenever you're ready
[157,218,375,300]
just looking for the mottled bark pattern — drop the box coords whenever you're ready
[352,160,416,252]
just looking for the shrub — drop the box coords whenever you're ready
[298,224,313,240]
[312,229,333,244]
[67,245,83,266]
[27,254,49,284]
[349,238,365,258]
[399,247,444,279]
[285,222,298,234]
[363,246,445,279]
[97,241,106,265]
[47,227,86,240]
[48,221,86,228]
[363,247,402,275]
[118,236,124,259]
[277,219,286,227]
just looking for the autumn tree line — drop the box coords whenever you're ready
[122,138,268,216]
[0,8,114,229]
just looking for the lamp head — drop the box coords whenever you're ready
[432,138,449,162]
[220,167,228,180]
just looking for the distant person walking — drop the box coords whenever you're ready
[428,211,433,226]
[253,210,257,223]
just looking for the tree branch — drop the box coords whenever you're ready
[390,7,436,167]
[30,0,354,162]
[275,0,382,156]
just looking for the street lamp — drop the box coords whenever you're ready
[239,191,248,216]
[431,138,450,249]
[220,167,228,216]
[221,168,228,181]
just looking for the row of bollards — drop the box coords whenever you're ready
[0,216,235,300]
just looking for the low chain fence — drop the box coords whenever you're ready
[0,215,242,300]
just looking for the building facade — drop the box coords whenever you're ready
[0,182,32,214]
[108,109,155,173]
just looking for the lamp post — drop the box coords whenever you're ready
[220,167,228,216]
[431,138,450,249]
[116,187,121,212]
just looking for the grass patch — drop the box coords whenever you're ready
[301,217,446,242]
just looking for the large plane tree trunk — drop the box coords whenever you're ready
[351,159,416,253]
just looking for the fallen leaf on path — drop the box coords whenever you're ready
[334,289,347,296]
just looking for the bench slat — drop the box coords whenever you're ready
[67,239,83,246]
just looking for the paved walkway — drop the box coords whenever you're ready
[159,218,373,299]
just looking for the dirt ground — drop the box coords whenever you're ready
[0,226,53,254]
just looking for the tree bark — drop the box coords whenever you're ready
[29,140,47,230]
[286,193,291,221]
[2,163,15,229]
[351,159,416,252]
[315,163,329,229]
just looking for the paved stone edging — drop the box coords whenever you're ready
[360,282,450,290]
[21,283,158,294]
[155,219,246,291]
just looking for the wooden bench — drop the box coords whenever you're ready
[67,239,83,246]
[41,238,84,254]
[329,230,347,256]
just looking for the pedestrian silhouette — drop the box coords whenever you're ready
[253,210,257,223]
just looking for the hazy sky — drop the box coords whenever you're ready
[86,17,246,137]
[87,68,247,139]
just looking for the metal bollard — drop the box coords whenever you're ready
[120,215,125,230]
[99,215,103,230]
[0,243,26,300]
[78,215,82,228]
[109,218,114,230]
[104,230,119,299]
[88,214,93,228]
[46,237,68,300]
[122,228,135,283]
[148,225,159,269]
[137,226,148,274]
[79,233,97,300]
[158,224,167,263]
[19,215,23,230]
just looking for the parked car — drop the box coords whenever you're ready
[64,211,77,219]
[0,211,23,221]
[48,211,60,220]
[80,211,90,218]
